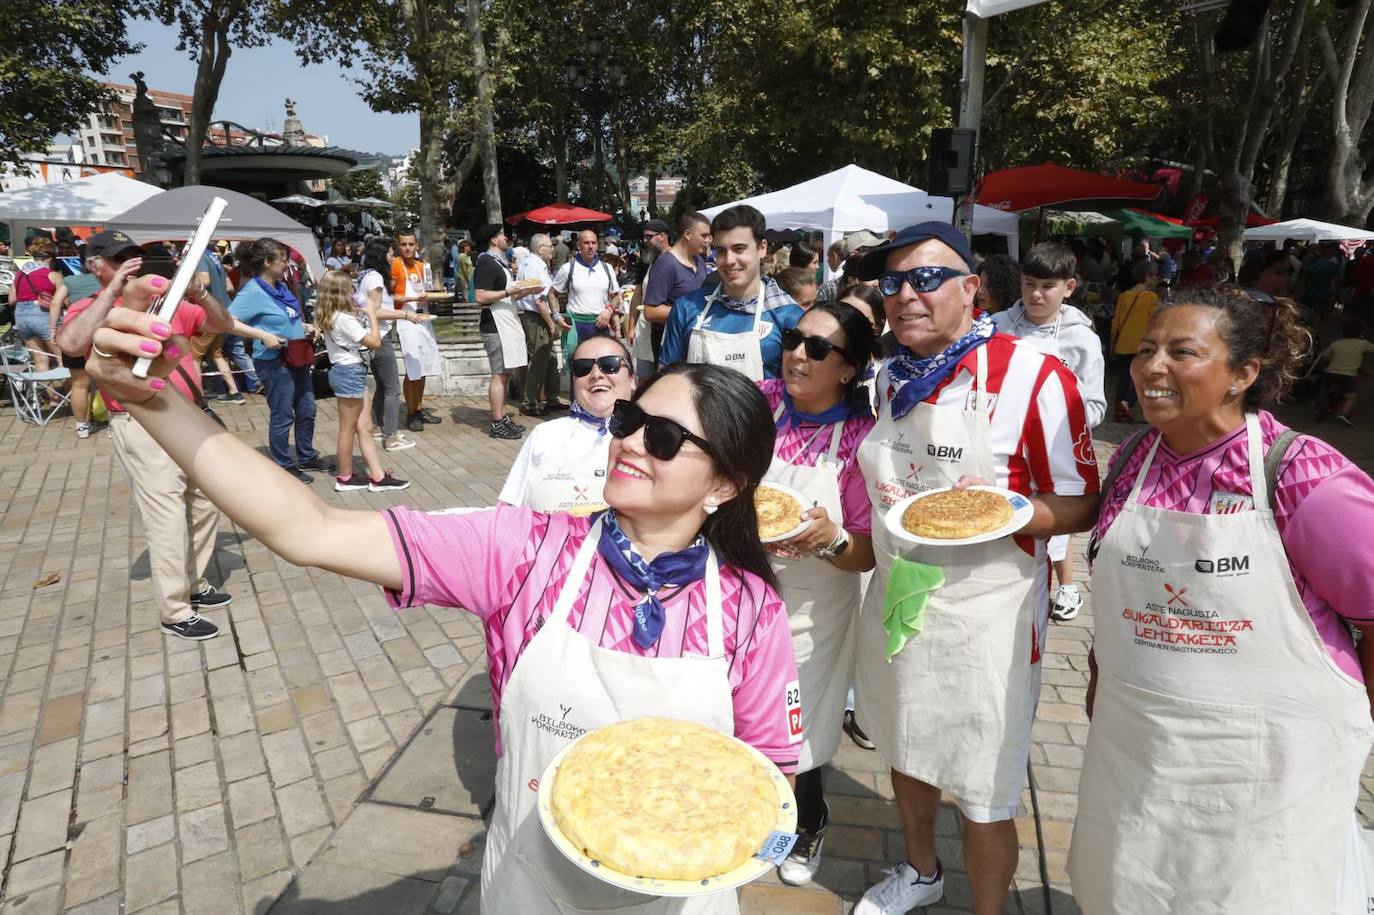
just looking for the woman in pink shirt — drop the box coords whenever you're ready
[1070,285,1374,913]
[82,285,796,915]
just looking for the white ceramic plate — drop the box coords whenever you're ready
[537,726,797,898]
[755,481,814,544]
[884,485,1034,547]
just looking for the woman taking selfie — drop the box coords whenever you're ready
[85,279,798,914]
[1070,286,1374,913]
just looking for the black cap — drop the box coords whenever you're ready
[850,222,976,280]
[643,219,670,235]
[85,229,143,260]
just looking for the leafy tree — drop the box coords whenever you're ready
[1316,0,1374,226]
[139,0,272,185]
[0,0,136,168]
[332,167,386,201]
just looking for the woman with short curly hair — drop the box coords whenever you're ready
[1072,285,1374,912]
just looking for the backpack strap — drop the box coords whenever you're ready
[1099,428,1153,499]
[1262,429,1301,510]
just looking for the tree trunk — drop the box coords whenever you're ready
[466,0,503,223]
[554,130,569,203]
[183,12,232,186]
[1317,0,1374,226]
[416,106,447,278]
[1266,55,1322,217]
[592,114,605,212]
[647,169,659,218]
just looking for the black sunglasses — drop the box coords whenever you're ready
[609,400,713,461]
[570,355,629,378]
[877,265,967,296]
[1242,286,1281,349]
[780,327,848,361]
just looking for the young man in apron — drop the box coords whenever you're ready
[657,205,803,381]
[847,224,1101,915]
[391,229,445,433]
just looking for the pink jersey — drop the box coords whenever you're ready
[383,505,801,771]
[1092,411,1374,681]
[758,379,875,536]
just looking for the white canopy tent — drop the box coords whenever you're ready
[0,173,163,254]
[111,185,326,282]
[699,165,1020,277]
[1243,217,1374,243]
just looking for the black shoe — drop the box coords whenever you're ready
[519,404,547,417]
[289,468,314,484]
[190,585,232,609]
[162,614,219,640]
[544,400,570,412]
[407,413,424,433]
[843,710,876,750]
[488,417,523,440]
[368,473,411,492]
[216,392,246,405]
[418,410,442,424]
[334,473,370,492]
[300,457,337,474]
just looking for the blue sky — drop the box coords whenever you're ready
[106,18,419,156]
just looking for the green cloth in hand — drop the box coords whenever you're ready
[883,559,944,661]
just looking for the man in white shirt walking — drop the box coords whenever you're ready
[550,229,621,357]
[516,234,569,416]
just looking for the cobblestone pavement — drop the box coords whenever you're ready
[0,385,1368,915]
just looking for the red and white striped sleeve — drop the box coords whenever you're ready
[1022,357,1100,497]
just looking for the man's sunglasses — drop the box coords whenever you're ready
[609,400,713,461]
[780,327,848,361]
[570,355,629,378]
[877,265,968,296]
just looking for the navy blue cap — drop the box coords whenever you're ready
[850,222,976,280]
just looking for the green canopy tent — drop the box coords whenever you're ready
[1102,208,1193,240]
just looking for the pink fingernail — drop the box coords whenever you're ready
[140,341,160,354]
[150,276,166,289]
[149,379,166,391]
[164,344,182,361]
[152,322,171,338]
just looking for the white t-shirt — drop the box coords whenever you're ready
[498,416,610,508]
[552,257,620,318]
[353,269,394,336]
[516,254,553,314]
[326,255,351,271]
[324,312,368,366]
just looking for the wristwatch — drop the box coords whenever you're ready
[817,528,850,558]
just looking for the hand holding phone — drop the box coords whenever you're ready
[132,197,228,379]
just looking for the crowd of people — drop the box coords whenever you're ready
[6,200,1374,915]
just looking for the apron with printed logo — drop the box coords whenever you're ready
[763,410,860,772]
[1068,413,1374,914]
[481,520,740,914]
[396,259,444,379]
[853,350,1042,810]
[524,422,612,515]
[686,281,767,382]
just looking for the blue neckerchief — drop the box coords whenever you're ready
[575,254,602,273]
[597,510,708,649]
[711,276,794,315]
[886,312,995,419]
[569,401,608,435]
[253,277,301,322]
[776,388,858,430]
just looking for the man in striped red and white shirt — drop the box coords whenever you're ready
[849,223,1100,915]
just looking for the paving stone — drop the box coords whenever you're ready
[64,812,122,907]
[300,711,348,752]
[262,728,313,786]
[81,697,124,743]
[175,731,216,769]
[12,788,72,861]
[179,802,230,862]
[229,774,277,828]
[125,843,189,911]
[289,824,332,868]
[126,814,176,855]
[255,703,297,735]
[345,716,393,754]
[369,706,496,818]
[219,730,268,783]
[170,696,211,741]
[275,779,330,837]
[175,759,223,813]
[25,737,77,798]
[2,884,61,915]
[236,818,290,881]
[129,705,169,744]
[312,745,358,781]
[5,848,66,897]
[180,851,241,915]
[35,692,83,745]
[268,860,439,914]
[242,869,293,915]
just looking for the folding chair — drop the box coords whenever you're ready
[0,344,70,426]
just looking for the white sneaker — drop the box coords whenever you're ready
[854,860,944,914]
[1050,584,1083,622]
[75,422,92,439]
[384,434,416,452]
[778,803,827,886]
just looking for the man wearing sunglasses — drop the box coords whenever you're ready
[499,336,635,513]
[658,204,803,381]
[847,223,1101,915]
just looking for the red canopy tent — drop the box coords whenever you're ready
[1187,212,1278,229]
[976,163,1164,212]
[505,203,614,226]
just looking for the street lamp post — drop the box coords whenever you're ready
[565,35,626,213]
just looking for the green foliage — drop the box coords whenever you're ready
[0,0,135,167]
[332,167,386,201]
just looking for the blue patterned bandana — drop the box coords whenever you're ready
[712,276,795,315]
[569,401,608,435]
[886,312,995,419]
[597,510,708,649]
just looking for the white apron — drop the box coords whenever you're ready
[764,407,861,772]
[396,259,444,379]
[1068,414,1374,914]
[481,520,740,914]
[853,350,1042,810]
[686,281,766,382]
[478,251,528,373]
[525,422,611,515]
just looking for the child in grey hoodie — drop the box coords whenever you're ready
[993,242,1106,622]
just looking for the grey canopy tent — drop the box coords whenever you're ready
[110,185,326,281]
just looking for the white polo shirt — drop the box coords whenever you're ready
[552,256,620,318]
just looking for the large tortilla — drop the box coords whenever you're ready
[902,489,1014,540]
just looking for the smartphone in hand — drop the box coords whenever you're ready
[132,197,228,378]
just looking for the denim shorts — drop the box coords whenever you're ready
[14,301,51,342]
[328,362,369,399]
